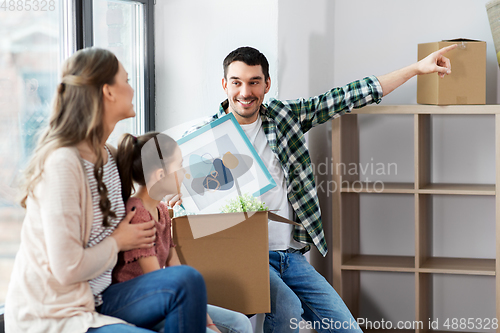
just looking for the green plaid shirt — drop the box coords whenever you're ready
[185,76,383,256]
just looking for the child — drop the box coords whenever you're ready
[114,132,253,333]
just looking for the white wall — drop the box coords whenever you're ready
[154,0,279,134]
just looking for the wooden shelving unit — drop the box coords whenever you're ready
[331,105,500,333]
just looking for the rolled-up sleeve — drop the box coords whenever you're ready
[281,75,383,133]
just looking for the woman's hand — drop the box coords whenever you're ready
[111,209,156,251]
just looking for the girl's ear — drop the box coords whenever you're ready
[154,168,165,181]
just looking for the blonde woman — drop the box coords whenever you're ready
[5,47,207,333]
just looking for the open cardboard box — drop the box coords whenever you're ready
[171,210,299,315]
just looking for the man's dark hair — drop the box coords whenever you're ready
[223,46,270,81]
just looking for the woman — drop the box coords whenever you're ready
[5,47,207,333]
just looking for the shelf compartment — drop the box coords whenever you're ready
[428,195,496,259]
[341,182,415,194]
[359,272,416,328]
[427,274,496,332]
[342,255,415,272]
[430,114,495,185]
[419,257,495,276]
[359,193,415,257]
[357,114,414,183]
[418,183,495,196]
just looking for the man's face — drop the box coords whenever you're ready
[222,61,271,125]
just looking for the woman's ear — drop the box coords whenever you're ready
[102,83,115,103]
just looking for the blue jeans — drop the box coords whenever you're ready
[151,304,253,333]
[207,304,253,333]
[89,266,207,333]
[265,250,362,333]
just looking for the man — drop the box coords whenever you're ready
[187,45,455,332]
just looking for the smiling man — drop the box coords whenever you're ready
[186,45,455,333]
[222,58,271,124]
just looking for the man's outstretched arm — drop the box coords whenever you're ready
[377,44,457,97]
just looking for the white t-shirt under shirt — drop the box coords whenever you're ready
[239,116,305,251]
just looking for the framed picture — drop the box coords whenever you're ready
[176,113,276,214]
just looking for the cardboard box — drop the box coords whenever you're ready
[172,211,298,315]
[417,39,486,105]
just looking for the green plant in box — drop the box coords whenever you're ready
[220,193,268,213]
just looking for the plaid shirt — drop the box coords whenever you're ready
[185,76,383,256]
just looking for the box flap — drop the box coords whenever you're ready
[443,38,484,43]
[173,211,300,239]
[268,211,301,225]
[177,211,263,239]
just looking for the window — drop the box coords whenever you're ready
[90,0,155,144]
[0,0,155,305]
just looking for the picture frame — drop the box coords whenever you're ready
[176,113,276,214]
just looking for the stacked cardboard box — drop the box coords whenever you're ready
[417,39,486,105]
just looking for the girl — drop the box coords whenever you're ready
[114,132,253,333]
[5,47,207,333]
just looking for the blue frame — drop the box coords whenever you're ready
[177,113,276,197]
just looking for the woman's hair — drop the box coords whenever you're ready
[20,47,119,227]
[116,132,178,203]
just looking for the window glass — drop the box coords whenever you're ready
[0,5,61,303]
[93,0,146,145]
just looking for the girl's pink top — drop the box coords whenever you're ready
[112,197,175,283]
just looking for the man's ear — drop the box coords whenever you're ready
[222,77,228,93]
[264,77,271,94]
[102,83,115,103]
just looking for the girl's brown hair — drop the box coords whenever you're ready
[116,132,178,203]
[20,47,119,226]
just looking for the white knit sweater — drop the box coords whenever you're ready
[5,147,128,333]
